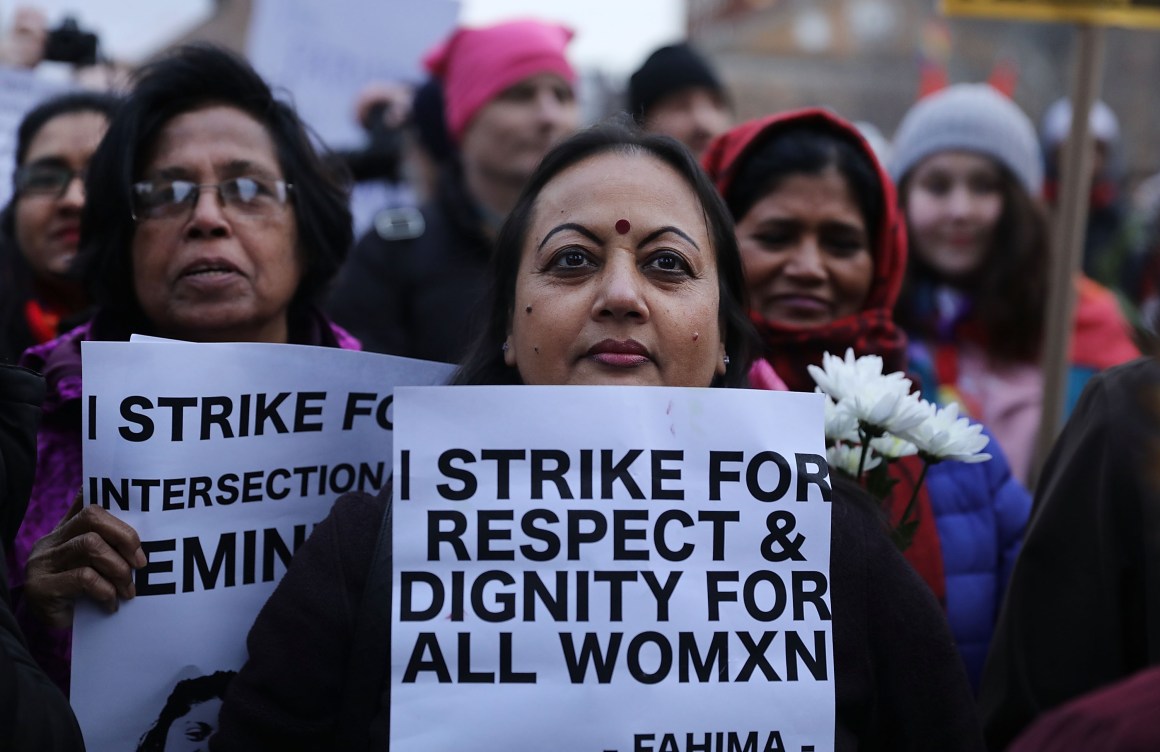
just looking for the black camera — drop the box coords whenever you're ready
[337,102,405,184]
[43,17,99,67]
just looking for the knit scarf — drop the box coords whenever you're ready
[24,299,64,345]
[753,310,909,393]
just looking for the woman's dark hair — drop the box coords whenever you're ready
[895,164,1050,362]
[135,670,235,751]
[410,77,454,164]
[453,122,757,387]
[76,44,352,332]
[722,125,885,253]
[13,91,120,177]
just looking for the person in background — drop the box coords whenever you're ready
[1006,665,1160,751]
[1040,97,1130,287]
[628,42,732,160]
[215,124,982,751]
[400,77,455,206]
[0,6,48,69]
[979,353,1160,749]
[340,79,417,240]
[0,91,119,364]
[326,19,579,362]
[341,77,455,241]
[888,84,1138,485]
[702,108,1030,691]
[1,363,84,751]
[10,44,358,695]
[0,7,131,93]
[1127,197,1160,344]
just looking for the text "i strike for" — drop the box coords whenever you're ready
[92,391,395,442]
[399,448,832,504]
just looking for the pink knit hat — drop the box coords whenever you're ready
[423,19,576,143]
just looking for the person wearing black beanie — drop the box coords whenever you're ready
[627,42,731,158]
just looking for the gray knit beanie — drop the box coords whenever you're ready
[888,84,1043,196]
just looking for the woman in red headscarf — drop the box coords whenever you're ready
[703,109,1030,692]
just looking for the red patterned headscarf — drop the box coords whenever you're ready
[701,109,910,391]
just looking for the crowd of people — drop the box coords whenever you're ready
[2,10,1160,752]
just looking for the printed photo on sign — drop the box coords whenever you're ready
[391,385,835,752]
[135,670,234,752]
[71,339,453,751]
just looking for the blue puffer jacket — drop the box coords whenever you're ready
[926,429,1030,693]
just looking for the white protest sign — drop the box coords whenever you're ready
[392,386,835,752]
[246,0,459,150]
[71,340,453,752]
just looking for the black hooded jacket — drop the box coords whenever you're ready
[325,168,492,363]
[0,363,85,751]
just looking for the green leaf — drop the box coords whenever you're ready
[864,462,898,501]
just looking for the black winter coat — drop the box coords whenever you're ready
[325,172,492,363]
[0,363,85,751]
[980,357,1160,749]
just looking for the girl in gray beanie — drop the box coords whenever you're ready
[888,83,1137,487]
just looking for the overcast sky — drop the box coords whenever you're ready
[460,0,686,76]
[1,0,686,77]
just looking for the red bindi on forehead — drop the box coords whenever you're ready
[615,219,630,234]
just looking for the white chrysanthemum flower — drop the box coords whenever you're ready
[809,349,920,434]
[808,348,897,402]
[896,401,992,463]
[827,442,882,477]
[846,381,927,436]
[822,393,859,443]
[870,433,919,459]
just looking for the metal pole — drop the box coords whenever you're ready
[1029,23,1106,489]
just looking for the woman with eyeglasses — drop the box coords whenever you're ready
[0,91,119,364]
[8,45,357,695]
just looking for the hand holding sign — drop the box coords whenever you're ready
[24,491,147,627]
[71,339,453,751]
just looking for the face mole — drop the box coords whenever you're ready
[693,332,700,341]
[526,305,533,314]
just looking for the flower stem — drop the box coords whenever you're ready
[856,427,870,480]
[896,459,930,541]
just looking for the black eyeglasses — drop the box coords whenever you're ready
[14,164,85,199]
[130,177,293,221]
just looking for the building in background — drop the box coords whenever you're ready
[686,0,1160,189]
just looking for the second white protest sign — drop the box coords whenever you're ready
[392,385,835,752]
[73,340,453,751]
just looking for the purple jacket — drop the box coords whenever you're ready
[8,310,360,694]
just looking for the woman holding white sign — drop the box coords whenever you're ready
[11,45,361,695]
[214,125,981,751]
